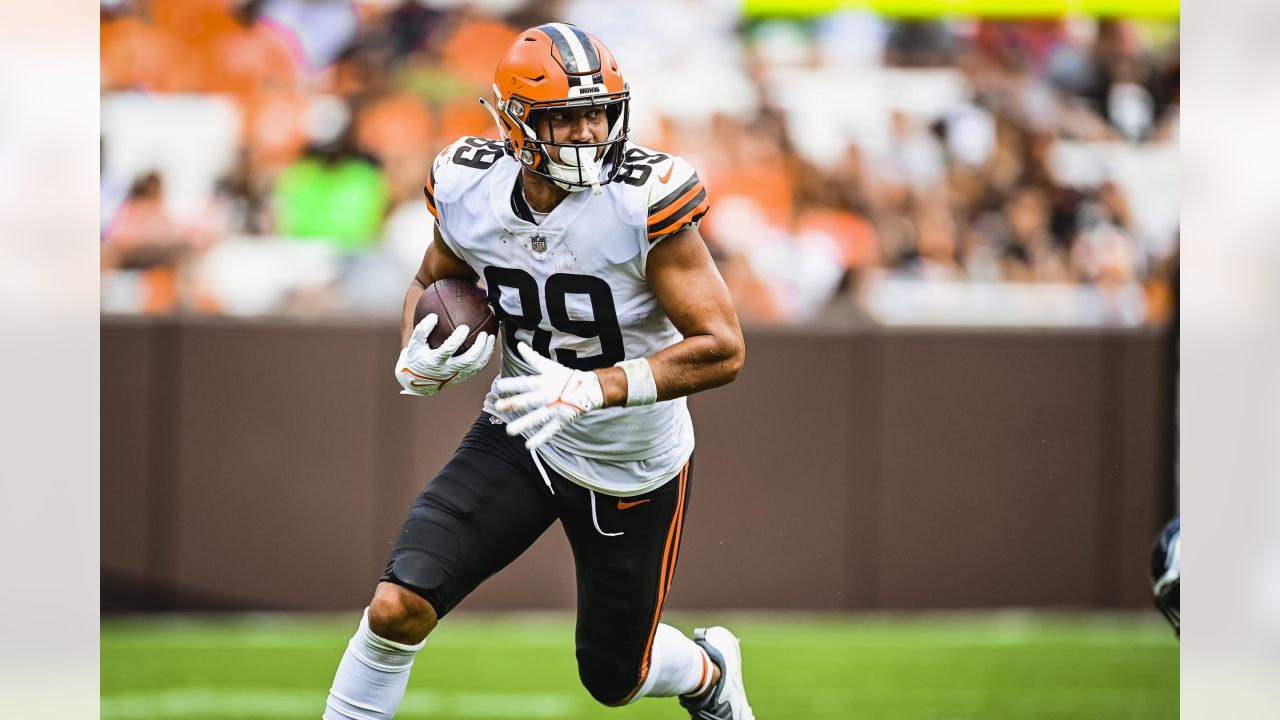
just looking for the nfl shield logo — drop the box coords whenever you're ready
[531,235,547,253]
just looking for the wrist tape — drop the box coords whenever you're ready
[616,358,658,407]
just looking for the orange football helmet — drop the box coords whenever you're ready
[481,23,630,193]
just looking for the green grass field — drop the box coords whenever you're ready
[102,612,1177,720]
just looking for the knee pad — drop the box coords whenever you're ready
[380,517,459,618]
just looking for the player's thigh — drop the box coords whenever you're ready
[560,460,694,702]
[382,414,556,618]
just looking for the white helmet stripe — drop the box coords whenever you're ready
[546,22,592,75]
[565,25,601,71]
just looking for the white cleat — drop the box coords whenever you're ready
[679,626,755,720]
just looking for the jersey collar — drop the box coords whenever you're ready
[489,163,594,242]
[510,173,536,224]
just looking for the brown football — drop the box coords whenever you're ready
[414,278,498,356]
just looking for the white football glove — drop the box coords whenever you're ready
[395,313,496,397]
[494,342,604,450]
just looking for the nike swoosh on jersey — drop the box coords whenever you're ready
[617,498,651,510]
[657,162,675,184]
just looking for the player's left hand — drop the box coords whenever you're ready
[494,342,604,450]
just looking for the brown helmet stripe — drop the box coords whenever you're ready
[538,23,584,86]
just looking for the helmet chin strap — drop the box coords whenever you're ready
[479,96,505,133]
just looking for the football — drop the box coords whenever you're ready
[414,278,498,356]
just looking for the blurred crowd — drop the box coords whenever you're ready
[100,0,1179,325]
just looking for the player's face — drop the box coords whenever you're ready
[539,106,609,148]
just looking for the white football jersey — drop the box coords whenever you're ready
[424,136,710,496]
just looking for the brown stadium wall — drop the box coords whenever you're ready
[101,316,1175,613]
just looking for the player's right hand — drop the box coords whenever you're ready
[395,313,496,397]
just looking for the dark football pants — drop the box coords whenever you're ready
[381,413,693,705]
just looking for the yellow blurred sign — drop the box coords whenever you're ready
[744,0,1179,17]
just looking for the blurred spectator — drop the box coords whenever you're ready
[885,19,955,67]
[102,172,210,313]
[256,0,360,70]
[103,172,209,263]
[355,92,436,202]
[273,126,390,253]
[212,149,274,235]
[375,1,449,61]
[1001,186,1068,282]
[100,6,192,92]
[437,9,520,87]
[881,110,947,192]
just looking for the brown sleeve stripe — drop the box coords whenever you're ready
[422,186,438,219]
[647,189,708,240]
[647,181,703,229]
[648,174,701,218]
[423,166,438,219]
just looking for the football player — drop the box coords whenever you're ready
[1150,516,1180,637]
[322,23,753,720]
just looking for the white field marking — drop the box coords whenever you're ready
[100,688,579,719]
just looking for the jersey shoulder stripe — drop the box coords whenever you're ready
[423,163,439,219]
[646,174,708,241]
[638,149,709,242]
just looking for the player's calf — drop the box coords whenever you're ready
[322,583,438,720]
[581,624,720,708]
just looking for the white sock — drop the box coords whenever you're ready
[630,624,715,701]
[323,608,427,720]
